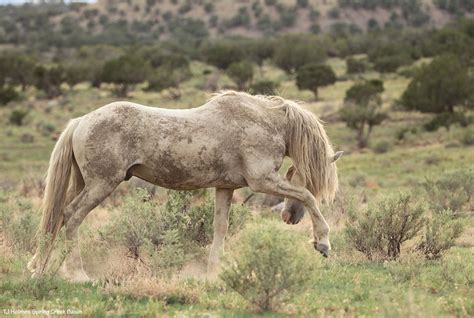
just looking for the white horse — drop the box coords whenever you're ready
[28,91,342,281]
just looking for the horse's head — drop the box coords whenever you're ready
[281,151,343,224]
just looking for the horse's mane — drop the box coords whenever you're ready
[209,90,338,203]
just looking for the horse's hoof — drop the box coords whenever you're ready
[315,243,329,258]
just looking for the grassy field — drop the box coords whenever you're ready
[0,59,473,317]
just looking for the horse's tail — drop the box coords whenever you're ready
[28,117,83,273]
[284,102,338,204]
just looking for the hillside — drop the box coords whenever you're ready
[0,0,471,47]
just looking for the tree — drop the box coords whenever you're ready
[33,65,65,99]
[143,47,191,99]
[227,61,254,90]
[339,80,387,148]
[244,38,274,69]
[368,43,414,73]
[100,54,150,97]
[296,63,336,99]
[147,66,190,99]
[201,41,244,70]
[249,80,278,95]
[0,86,18,106]
[401,54,472,114]
[0,53,36,91]
[346,57,366,74]
[273,34,326,74]
[64,63,90,89]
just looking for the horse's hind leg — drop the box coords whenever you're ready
[247,173,331,257]
[208,188,234,273]
[59,180,120,281]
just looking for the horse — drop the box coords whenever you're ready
[28,90,342,281]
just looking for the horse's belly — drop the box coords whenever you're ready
[129,163,246,190]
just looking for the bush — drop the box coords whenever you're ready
[462,125,474,145]
[201,41,244,70]
[101,188,162,259]
[423,170,473,214]
[424,112,470,131]
[346,57,366,74]
[373,54,412,73]
[103,188,250,272]
[417,211,463,260]
[396,126,418,141]
[147,66,190,99]
[146,229,187,275]
[220,221,310,311]
[0,191,39,253]
[346,193,425,260]
[249,80,277,95]
[272,34,326,74]
[226,61,254,90]
[372,140,392,153]
[162,190,249,247]
[100,54,150,97]
[9,109,29,126]
[0,86,18,106]
[33,65,65,99]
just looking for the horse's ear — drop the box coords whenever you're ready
[332,151,343,163]
[285,165,296,180]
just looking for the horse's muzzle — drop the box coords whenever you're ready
[281,209,303,225]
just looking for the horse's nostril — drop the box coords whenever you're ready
[281,210,291,223]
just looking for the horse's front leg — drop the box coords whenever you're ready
[208,188,234,273]
[247,173,331,257]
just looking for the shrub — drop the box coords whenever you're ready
[0,191,39,253]
[417,211,463,260]
[162,190,249,247]
[226,61,254,90]
[396,126,418,141]
[0,86,18,106]
[201,41,244,70]
[372,140,392,153]
[423,170,473,213]
[33,65,65,99]
[462,125,474,145]
[220,221,310,311]
[346,57,366,74]
[100,54,150,97]
[328,8,340,18]
[102,189,249,273]
[346,193,425,260]
[101,188,162,259]
[204,2,214,13]
[424,112,470,131]
[146,229,187,275]
[373,54,412,73]
[9,109,29,126]
[147,66,190,99]
[249,80,277,95]
[272,34,326,74]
